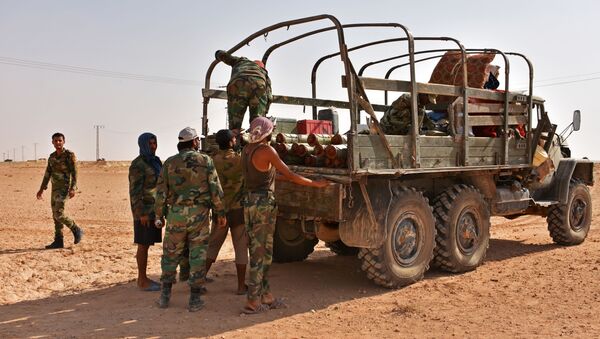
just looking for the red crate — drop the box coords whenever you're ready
[296,120,332,134]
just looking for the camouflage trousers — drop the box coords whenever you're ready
[51,188,77,238]
[227,76,268,130]
[160,205,210,288]
[244,192,277,301]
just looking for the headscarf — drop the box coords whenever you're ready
[138,132,162,178]
[248,117,273,143]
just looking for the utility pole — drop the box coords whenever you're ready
[34,142,38,161]
[13,148,16,161]
[21,145,25,162]
[94,125,105,160]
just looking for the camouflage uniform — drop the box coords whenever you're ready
[155,148,225,288]
[241,143,277,302]
[212,149,243,212]
[216,50,272,130]
[39,149,79,238]
[129,155,162,245]
[129,155,159,220]
[380,93,433,135]
[207,149,248,264]
[244,191,277,301]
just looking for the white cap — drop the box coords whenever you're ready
[178,127,204,142]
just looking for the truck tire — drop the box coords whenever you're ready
[325,240,359,256]
[358,187,435,288]
[432,184,490,273]
[547,180,592,245]
[273,217,318,263]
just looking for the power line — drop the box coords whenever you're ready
[533,76,600,88]
[0,56,204,87]
[533,71,600,83]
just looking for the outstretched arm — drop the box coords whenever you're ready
[215,50,241,67]
[259,146,328,188]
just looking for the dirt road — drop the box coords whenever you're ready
[1,162,599,338]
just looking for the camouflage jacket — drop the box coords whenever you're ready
[155,148,225,218]
[216,50,272,101]
[129,155,159,219]
[212,149,243,212]
[40,149,77,191]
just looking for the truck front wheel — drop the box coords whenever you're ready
[273,217,318,263]
[547,180,592,245]
[432,184,490,273]
[358,187,435,288]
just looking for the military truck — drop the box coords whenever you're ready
[201,15,593,288]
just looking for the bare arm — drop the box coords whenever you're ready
[255,145,328,188]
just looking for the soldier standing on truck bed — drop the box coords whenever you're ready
[154,127,227,312]
[36,132,84,249]
[240,117,329,314]
[215,50,272,133]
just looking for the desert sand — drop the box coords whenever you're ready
[0,161,599,338]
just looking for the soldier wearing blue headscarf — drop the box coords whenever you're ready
[129,132,163,291]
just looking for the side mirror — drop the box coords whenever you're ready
[573,110,581,131]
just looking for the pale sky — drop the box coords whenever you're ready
[1,0,598,161]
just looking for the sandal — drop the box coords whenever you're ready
[241,303,270,315]
[265,297,287,310]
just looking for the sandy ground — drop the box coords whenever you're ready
[0,161,599,338]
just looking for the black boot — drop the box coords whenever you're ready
[45,236,64,249]
[188,287,205,312]
[71,226,84,244]
[157,283,172,309]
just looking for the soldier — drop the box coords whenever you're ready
[154,127,226,312]
[36,132,84,249]
[129,132,162,291]
[205,129,248,295]
[215,50,272,133]
[241,117,329,314]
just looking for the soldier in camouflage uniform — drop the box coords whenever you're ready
[215,50,272,132]
[241,117,328,314]
[154,127,226,312]
[205,129,248,295]
[36,132,84,249]
[129,132,162,291]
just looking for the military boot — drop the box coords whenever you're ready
[72,226,84,244]
[157,283,172,309]
[188,287,205,312]
[45,236,64,249]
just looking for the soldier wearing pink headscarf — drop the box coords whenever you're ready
[240,117,329,314]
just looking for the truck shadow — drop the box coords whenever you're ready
[0,238,562,337]
[484,238,558,262]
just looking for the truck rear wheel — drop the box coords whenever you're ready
[325,240,359,256]
[547,180,592,245]
[358,187,435,288]
[432,184,490,273]
[273,217,318,263]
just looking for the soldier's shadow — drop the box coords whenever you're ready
[0,247,46,255]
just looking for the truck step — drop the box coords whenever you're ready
[534,200,559,207]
